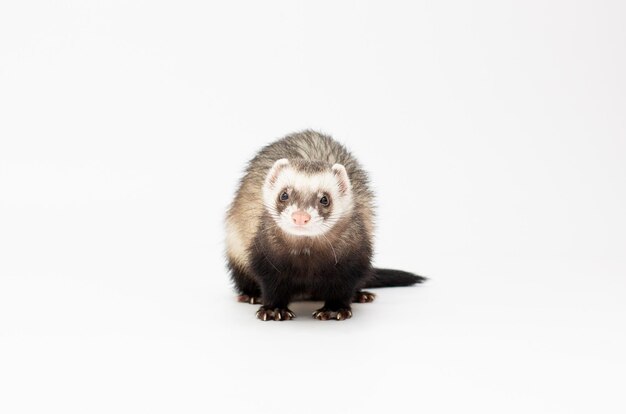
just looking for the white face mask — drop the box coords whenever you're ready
[262,159,354,237]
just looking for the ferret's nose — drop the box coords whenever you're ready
[292,211,311,226]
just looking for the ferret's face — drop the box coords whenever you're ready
[262,159,354,237]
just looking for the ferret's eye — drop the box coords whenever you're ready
[319,195,330,207]
[280,191,289,201]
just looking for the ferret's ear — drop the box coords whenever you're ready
[265,158,290,188]
[331,163,352,195]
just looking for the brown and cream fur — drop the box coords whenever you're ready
[226,130,424,321]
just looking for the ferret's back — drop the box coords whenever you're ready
[245,130,370,198]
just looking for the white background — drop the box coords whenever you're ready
[1,1,625,413]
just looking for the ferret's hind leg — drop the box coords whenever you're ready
[228,261,262,304]
[237,294,262,305]
[353,290,376,303]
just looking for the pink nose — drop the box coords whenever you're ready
[291,211,311,226]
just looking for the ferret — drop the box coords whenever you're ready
[225,130,425,321]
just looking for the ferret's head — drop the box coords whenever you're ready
[262,158,354,237]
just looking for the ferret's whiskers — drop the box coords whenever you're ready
[253,236,281,273]
[261,223,278,234]
[321,233,338,265]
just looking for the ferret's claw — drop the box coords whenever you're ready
[238,295,262,304]
[256,306,295,321]
[312,307,352,321]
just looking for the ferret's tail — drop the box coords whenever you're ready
[365,268,427,288]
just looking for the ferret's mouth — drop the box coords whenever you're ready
[277,221,328,237]
[282,224,315,236]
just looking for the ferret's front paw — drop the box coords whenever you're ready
[256,306,296,321]
[312,307,353,321]
[353,291,376,303]
[237,294,262,304]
